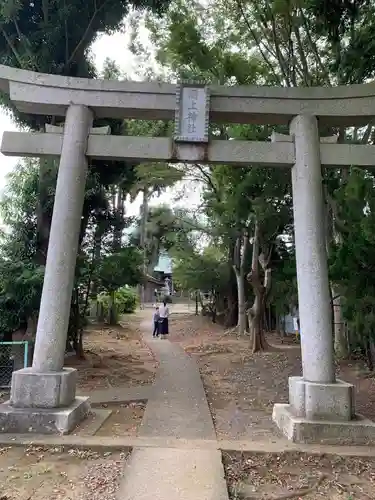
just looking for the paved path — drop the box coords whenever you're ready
[117,332,229,500]
[139,339,215,439]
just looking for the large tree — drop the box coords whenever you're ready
[0,1,173,348]
[129,0,295,350]
[136,0,375,357]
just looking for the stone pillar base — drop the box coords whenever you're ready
[273,376,375,444]
[0,367,91,434]
[10,367,78,408]
[0,396,90,434]
[288,376,354,421]
[272,403,375,444]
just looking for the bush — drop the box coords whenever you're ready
[116,287,138,313]
[96,287,138,320]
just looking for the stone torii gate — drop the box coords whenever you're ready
[1,66,375,443]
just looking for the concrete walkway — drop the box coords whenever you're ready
[139,339,216,440]
[117,335,229,500]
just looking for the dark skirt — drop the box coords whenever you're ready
[160,317,169,335]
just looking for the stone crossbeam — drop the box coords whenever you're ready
[3,131,375,168]
[1,64,375,126]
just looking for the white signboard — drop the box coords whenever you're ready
[174,83,209,143]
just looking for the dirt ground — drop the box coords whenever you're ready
[224,451,375,499]
[168,313,375,498]
[66,318,157,392]
[72,401,146,438]
[0,317,153,498]
[0,445,129,500]
[168,314,375,442]
[2,310,375,499]
[0,317,156,405]
[95,402,145,437]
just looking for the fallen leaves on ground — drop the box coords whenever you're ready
[0,446,129,500]
[168,314,375,441]
[224,452,375,500]
[65,322,157,392]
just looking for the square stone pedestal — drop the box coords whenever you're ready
[11,367,78,408]
[273,376,375,444]
[0,397,90,434]
[0,367,90,434]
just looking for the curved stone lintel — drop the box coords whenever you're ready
[0,65,374,125]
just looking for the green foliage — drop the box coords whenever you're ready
[329,168,375,355]
[308,0,368,43]
[116,287,139,313]
[0,161,47,336]
[0,0,181,347]
[0,260,44,336]
[0,0,171,127]
[139,0,375,350]
[96,247,142,293]
[0,156,143,337]
[97,286,138,315]
[144,0,265,84]
[137,0,298,333]
[173,246,230,294]
[269,240,297,315]
[131,204,198,273]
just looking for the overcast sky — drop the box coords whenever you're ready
[0,28,202,219]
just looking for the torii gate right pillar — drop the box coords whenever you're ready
[273,115,375,444]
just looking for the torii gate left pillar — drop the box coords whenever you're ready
[0,105,93,434]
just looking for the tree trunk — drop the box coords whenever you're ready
[235,269,246,334]
[225,296,238,327]
[93,221,103,322]
[26,315,37,338]
[70,288,82,356]
[233,233,249,334]
[325,167,349,359]
[76,330,85,359]
[224,246,238,327]
[97,302,105,323]
[113,185,123,250]
[108,290,117,325]
[248,294,268,352]
[247,220,271,353]
[248,270,271,353]
[332,286,348,358]
[199,294,204,313]
[365,335,374,372]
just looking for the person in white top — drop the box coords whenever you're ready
[158,301,170,337]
